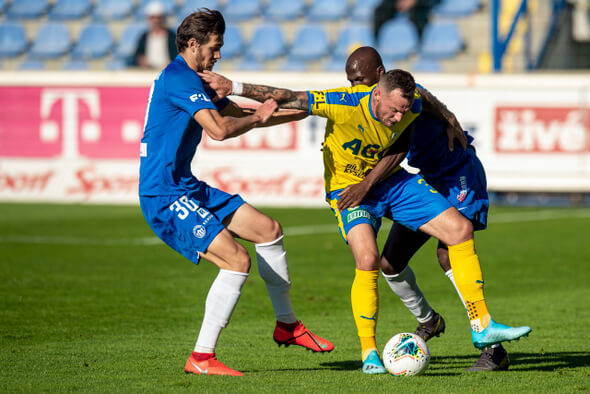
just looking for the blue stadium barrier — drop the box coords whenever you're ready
[49,0,92,20]
[93,0,135,20]
[289,24,330,62]
[19,58,46,70]
[7,0,50,19]
[0,22,28,57]
[62,59,89,70]
[29,23,71,59]
[279,59,308,71]
[307,0,348,21]
[334,24,375,59]
[420,21,464,59]
[377,18,418,61]
[106,59,126,70]
[323,55,346,72]
[412,57,442,72]
[71,24,114,59]
[245,24,286,61]
[265,0,305,21]
[238,56,265,71]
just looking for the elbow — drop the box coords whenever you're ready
[204,128,228,141]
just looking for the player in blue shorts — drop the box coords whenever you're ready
[201,65,531,374]
[341,46,512,371]
[139,9,333,377]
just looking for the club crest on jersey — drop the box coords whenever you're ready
[457,190,467,202]
[193,225,206,238]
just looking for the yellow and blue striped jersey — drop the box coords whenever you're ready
[307,84,422,194]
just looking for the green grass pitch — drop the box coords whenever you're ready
[1,203,589,392]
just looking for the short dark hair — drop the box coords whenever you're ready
[176,8,225,52]
[378,69,416,100]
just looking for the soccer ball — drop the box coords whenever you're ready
[382,333,430,376]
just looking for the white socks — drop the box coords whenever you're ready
[255,235,297,324]
[383,266,433,323]
[194,269,248,353]
[444,269,467,309]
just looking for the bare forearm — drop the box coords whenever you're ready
[364,152,406,187]
[213,114,262,140]
[242,83,308,110]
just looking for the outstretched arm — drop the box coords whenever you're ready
[336,126,414,211]
[199,70,309,110]
[221,101,308,126]
[195,99,278,141]
[417,86,467,151]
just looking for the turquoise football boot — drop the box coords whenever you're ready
[472,319,532,349]
[362,350,387,374]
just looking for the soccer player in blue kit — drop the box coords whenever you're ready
[340,46,513,371]
[201,62,531,374]
[139,9,333,377]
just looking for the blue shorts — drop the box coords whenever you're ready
[425,147,489,231]
[327,169,452,242]
[139,182,245,265]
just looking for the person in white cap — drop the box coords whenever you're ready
[133,1,178,69]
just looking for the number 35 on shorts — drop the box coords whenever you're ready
[418,178,438,194]
[169,195,210,220]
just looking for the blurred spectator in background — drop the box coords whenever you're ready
[132,1,177,69]
[374,0,441,40]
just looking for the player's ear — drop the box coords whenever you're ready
[377,65,385,77]
[187,38,198,52]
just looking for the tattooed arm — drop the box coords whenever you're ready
[199,70,309,111]
[417,86,467,151]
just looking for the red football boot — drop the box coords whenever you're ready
[184,352,243,376]
[273,320,334,353]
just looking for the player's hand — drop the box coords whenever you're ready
[337,182,371,211]
[446,123,467,151]
[255,99,279,124]
[198,70,232,99]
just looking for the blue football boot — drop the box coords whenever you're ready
[472,319,532,349]
[362,350,388,374]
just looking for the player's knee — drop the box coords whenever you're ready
[356,252,380,271]
[262,217,283,242]
[229,245,251,273]
[447,216,474,246]
[380,256,397,275]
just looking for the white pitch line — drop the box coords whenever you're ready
[0,209,588,246]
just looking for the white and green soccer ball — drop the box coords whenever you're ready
[382,332,430,376]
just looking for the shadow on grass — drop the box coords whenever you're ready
[433,351,590,371]
[261,352,590,374]
[319,360,360,371]
[510,351,590,371]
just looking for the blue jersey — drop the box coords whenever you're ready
[407,113,474,180]
[139,55,228,196]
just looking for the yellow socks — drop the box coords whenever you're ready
[448,239,491,332]
[351,269,379,359]
[360,336,378,361]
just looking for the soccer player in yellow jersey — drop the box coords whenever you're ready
[200,68,531,374]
